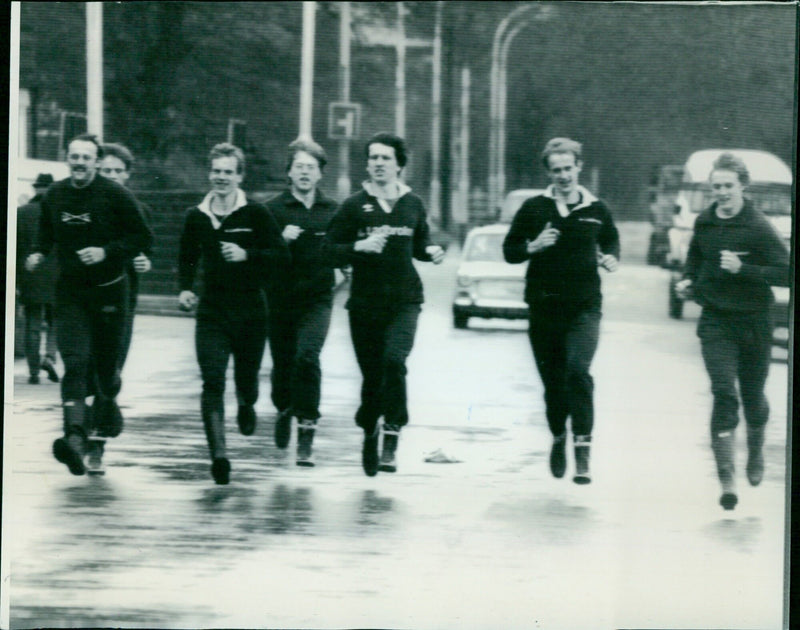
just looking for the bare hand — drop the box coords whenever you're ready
[354,232,388,254]
[178,290,198,311]
[220,241,247,262]
[527,222,560,254]
[25,253,43,271]
[674,278,693,300]
[426,245,445,265]
[282,225,304,242]
[597,253,619,272]
[76,246,106,265]
[133,253,151,273]
[720,250,745,274]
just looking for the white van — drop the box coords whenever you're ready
[664,149,792,345]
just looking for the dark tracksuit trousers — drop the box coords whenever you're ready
[268,301,332,421]
[348,304,421,433]
[528,297,601,437]
[119,266,139,369]
[56,276,129,436]
[24,303,58,376]
[196,292,268,459]
[697,308,772,435]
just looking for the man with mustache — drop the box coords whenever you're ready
[178,143,289,484]
[264,139,339,467]
[503,137,620,485]
[26,134,152,476]
[323,132,445,476]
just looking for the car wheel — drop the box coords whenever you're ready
[453,314,468,329]
[668,279,684,319]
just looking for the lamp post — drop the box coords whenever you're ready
[86,2,103,139]
[488,4,552,213]
[298,1,317,140]
[429,0,443,222]
[337,1,352,200]
[497,21,527,205]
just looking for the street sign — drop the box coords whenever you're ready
[328,102,361,140]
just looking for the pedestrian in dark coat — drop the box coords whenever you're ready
[16,173,60,384]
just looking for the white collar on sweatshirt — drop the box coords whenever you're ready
[362,180,412,213]
[198,188,248,229]
[543,184,598,218]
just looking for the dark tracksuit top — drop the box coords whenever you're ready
[682,200,789,435]
[502,187,620,308]
[322,185,436,311]
[322,182,436,429]
[264,188,339,310]
[682,200,789,314]
[263,189,340,420]
[503,186,620,438]
[38,175,152,289]
[178,194,289,302]
[36,174,153,413]
[126,201,153,300]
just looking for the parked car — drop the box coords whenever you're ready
[662,149,792,346]
[452,223,527,329]
[498,188,546,223]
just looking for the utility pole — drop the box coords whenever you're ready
[298,1,317,140]
[337,1,352,200]
[458,67,471,229]
[429,1,443,223]
[86,2,103,139]
[395,2,406,138]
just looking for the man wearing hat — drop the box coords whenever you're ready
[16,173,60,384]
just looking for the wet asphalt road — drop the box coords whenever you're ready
[3,238,790,629]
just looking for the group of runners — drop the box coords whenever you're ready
[21,132,788,510]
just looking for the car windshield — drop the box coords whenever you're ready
[682,183,792,216]
[465,233,506,262]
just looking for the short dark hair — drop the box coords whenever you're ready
[68,133,103,159]
[209,142,246,174]
[541,137,582,169]
[365,132,408,168]
[711,152,750,186]
[286,139,327,171]
[101,143,135,171]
